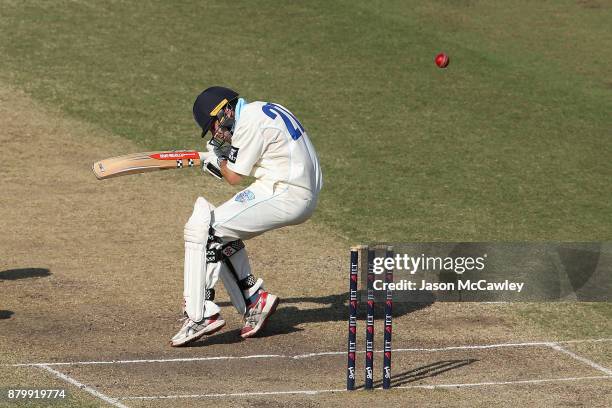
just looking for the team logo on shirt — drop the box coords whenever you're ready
[235,189,255,203]
[228,146,239,163]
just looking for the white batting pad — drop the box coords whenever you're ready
[183,197,213,322]
[219,248,263,315]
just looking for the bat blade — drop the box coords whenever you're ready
[92,150,208,180]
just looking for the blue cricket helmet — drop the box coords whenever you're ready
[193,86,239,136]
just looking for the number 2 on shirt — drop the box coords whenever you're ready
[262,103,305,140]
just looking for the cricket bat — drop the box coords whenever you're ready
[92,150,220,180]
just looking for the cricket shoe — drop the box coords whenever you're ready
[240,291,279,338]
[170,313,225,347]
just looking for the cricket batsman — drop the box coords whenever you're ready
[171,86,323,346]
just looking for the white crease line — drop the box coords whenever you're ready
[119,376,612,400]
[392,341,556,353]
[293,338,612,359]
[397,375,612,390]
[120,389,345,400]
[549,343,612,376]
[293,351,345,359]
[11,354,286,367]
[9,338,612,367]
[294,342,555,358]
[37,364,129,408]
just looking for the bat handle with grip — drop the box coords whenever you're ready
[199,151,223,180]
[198,151,214,161]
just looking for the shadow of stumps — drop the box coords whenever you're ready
[357,358,479,390]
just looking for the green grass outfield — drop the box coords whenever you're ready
[1,0,610,242]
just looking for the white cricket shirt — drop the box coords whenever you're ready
[226,101,322,194]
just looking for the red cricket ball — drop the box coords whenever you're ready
[435,52,449,68]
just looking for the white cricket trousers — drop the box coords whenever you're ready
[206,180,319,314]
[212,180,318,241]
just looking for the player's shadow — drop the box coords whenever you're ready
[0,268,51,281]
[187,328,245,347]
[214,293,433,339]
[0,268,50,321]
[0,310,15,319]
[358,358,479,389]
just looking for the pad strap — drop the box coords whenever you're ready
[239,274,257,290]
[206,240,245,263]
[205,288,215,301]
[208,228,221,244]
